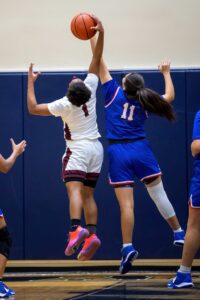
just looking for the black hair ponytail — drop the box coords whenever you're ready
[124,73,176,121]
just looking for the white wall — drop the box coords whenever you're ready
[0,0,199,71]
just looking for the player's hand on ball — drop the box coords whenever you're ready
[90,15,104,33]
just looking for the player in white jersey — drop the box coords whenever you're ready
[0,138,26,297]
[27,15,104,260]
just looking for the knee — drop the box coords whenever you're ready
[0,227,12,259]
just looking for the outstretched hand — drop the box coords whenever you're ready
[158,60,171,74]
[10,138,27,157]
[90,14,104,33]
[28,63,41,83]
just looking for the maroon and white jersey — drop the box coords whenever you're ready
[48,73,100,140]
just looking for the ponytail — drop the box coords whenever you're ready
[137,88,176,121]
[124,73,176,121]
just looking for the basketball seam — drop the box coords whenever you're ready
[81,14,90,40]
[74,15,81,38]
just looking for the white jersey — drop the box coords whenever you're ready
[48,73,101,140]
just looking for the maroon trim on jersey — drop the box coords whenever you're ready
[62,148,72,180]
[63,170,86,179]
[86,172,99,181]
[82,104,89,117]
[64,123,72,140]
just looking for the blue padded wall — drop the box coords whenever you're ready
[0,74,24,258]
[0,69,199,260]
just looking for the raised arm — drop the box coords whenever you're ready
[89,28,112,84]
[158,60,175,103]
[0,138,26,173]
[27,63,52,116]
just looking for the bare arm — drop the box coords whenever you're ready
[191,139,200,157]
[158,60,175,103]
[88,15,104,77]
[27,63,52,116]
[90,36,112,84]
[0,139,26,173]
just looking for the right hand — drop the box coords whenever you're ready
[90,15,104,33]
[10,138,27,157]
[28,63,41,83]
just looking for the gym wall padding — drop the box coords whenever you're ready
[0,69,199,259]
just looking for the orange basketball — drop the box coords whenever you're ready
[71,13,97,40]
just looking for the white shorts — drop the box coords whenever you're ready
[62,139,103,187]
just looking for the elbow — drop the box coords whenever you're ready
[1,166,9,174]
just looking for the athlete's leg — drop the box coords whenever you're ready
[0,216,14,297]
[0,217,7,279]
[82,186,97,226]
[77,185,101,260]
[181,206,200,267]
[145,176,182,231]
[114,187,134,244]
[65,181,84,221]
[64,181,89,256]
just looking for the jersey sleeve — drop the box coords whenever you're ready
[102,79,119,106]
[48,96,70,117]
[84,73,99,96]
[192,110,200,140]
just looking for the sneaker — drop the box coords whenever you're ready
[2,283,15,296]
[173,230,185,246]
[0,281,9,298]
[119,245,139,275]
[168,271,194,289]
[65,226,89,256]
[77,234,101,261]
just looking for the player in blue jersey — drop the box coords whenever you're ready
[90,38,185,274]
[0,138,26,298]
[168,110,200,288]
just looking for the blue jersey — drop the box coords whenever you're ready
[192,110,200,140]
[189,110,200,208]
[102,79,148,140]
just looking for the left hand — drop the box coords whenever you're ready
[158,60,171,74]
[28,63,41,82]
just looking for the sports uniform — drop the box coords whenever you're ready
[103,78,161,186]
[0,209,3,217]
[48,73,103,187]
[189,110,200,208]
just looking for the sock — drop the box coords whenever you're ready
[174,227,183,233]
[70,219,81,231]
[86,224,96,236]
[123,243,132,248]
[178,265,191,273]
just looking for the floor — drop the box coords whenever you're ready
[3,270,200,300]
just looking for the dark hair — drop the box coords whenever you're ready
[124,73,176,121]
[67,82,91,107]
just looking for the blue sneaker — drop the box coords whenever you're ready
[168,271,194,289]
[0,281,9,298]
[2,282,15,296]
[173,230,185,246]
[119,245,139,275]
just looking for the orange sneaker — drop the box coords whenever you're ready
[65,226,89,256]
[77,234,101,261]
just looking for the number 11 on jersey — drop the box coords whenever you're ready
[121,103,135,121]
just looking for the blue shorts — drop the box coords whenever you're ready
[189,158,200,208]
[108,139,162,186]
[0,209,3,217]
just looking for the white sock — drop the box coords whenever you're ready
[178,265,191,273]
[174,227,182,233]
[123,243,132,248]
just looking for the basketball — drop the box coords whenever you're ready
[71,13,97,40]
